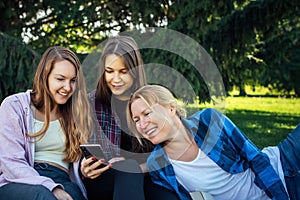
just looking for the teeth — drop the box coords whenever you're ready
[146,128,155,135]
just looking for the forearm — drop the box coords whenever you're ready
[139,162,147,173]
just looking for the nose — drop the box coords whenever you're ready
[139,116,149,129]
[113,72,121,82]
[63,81,72,91]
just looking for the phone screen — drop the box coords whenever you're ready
[80,144,105,162]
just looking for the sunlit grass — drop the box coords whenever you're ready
[225,97,300,115]
[228,85,296,96]
[186,97,300,148]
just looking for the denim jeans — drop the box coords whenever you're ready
[0,183,57,200]
[34,162,85,200]
[278,123,300,200]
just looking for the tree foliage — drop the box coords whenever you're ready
[204,0,300,95]
[0,0,299,102]
[0,32,40,102]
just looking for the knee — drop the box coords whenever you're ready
[32,185,56,199]
[112,159,142,173]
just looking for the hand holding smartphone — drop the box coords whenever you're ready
[80,144,107,165]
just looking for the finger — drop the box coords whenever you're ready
[108,157,125,164]
[82,157,96,171]
[97,163,112,173]
[89,163,111,177]
[87,157,97,165]
[81,157,92,168]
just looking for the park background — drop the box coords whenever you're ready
[0,0,299,148]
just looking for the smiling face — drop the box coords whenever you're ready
[105,54,134,100]
[48,59,76,106]
[130,98,174,145]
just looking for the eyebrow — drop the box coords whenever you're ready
[105,66,128,70]
[132,106,151,119]
[54,74,76,79]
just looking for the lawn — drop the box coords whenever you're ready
[186,97,300,149]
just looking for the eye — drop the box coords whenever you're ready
[56,77,64,81]
[133,118,140,124]
[145,110,152,117]
[105,69,113,73]
[120,69,129,74]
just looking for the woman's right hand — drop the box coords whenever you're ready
[52,187,73,200]
[80,157,111,179]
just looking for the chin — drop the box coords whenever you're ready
[55,97,69,104]
[148,137,161,145]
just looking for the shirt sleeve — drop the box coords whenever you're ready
[147,147,192,200]
[209,108,289,200]
[0,96,58,191]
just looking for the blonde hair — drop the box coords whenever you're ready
[127,85,186,143]
[30,46,93,162]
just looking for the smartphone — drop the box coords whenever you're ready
[80,144,106,165]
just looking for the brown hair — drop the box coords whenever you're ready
[95,36,146,104]
[30,46,92,162]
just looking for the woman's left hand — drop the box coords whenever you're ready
[108,157,125,164]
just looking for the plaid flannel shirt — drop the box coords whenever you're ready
[88,91,121,160]
[147,108,289,200]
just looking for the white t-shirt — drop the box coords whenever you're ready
[169,147,286,200]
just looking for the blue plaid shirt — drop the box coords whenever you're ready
[147,108,289,200]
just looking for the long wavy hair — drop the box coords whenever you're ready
[95,36,154,152]
[29,46,93,162]
[95,36,146,104]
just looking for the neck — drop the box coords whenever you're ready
[164,119,193,159]
[114,94,129,101]
[32,105,59,121]
[50,106,59,121]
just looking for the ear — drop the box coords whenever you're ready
[169,102,177,116]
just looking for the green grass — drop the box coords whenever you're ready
[186,97,300,149]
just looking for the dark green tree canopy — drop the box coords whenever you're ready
[1,0,299,102]
[0,32,40,101]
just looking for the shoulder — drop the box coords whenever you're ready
[189,108,222,118]
[0,90,31,121]
[1,90,31,108]
[185,108,224,125]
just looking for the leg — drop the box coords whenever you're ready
[83,166,115,200]
[61,180,86,200]
[34,162,85,200]
[0,183,56,200]
[278,123,300,199]
[83,160,145,200]
[144,174,180,200]
[113,159,145,200]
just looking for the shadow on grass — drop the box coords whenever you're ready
[186,108,300,149]
[226,110,300,148]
